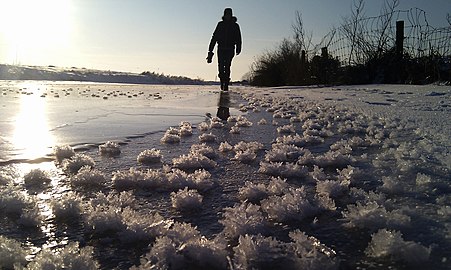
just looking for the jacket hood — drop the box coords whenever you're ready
[222,16,237,22]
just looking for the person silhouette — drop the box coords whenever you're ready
[207,8,242,91]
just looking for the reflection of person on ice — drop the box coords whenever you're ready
[207,8,242,91]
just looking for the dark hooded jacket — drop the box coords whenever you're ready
[209,16,242,54]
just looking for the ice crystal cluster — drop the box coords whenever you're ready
[220,202,267,240]
[51,192,83,222]
[259,161,309,178]
[179,121,193,136]
[53,144,75,162]
[365,229,431,264]
[209,117,225,129]
[0,235,27,269]
[160,127,181,144]
[0,184,42,227]
[61,153,95,174]
[232,231,338,270]
[230,141,264,163]
[170,187,203,211]
[137,148,163,164]
[235,115,253,127]
[71,166,107,188]
[342,201,411,230]
[172,153,217,170]
[238,177,288,203]
[83,191,169,243]
[25,242,99,269]
[112,167,214,192]
[190,143,217,159]
[23,168,51,187]
[132,222,229,270]
[199,132,217,143]
[218,141,233,152]
[277,124,296,134]
[261,187,319,223]
[257,118,267,125]
[98,140,121,156]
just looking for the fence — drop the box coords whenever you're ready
[309,8,451,66]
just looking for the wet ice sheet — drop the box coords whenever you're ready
[0,81,222,163]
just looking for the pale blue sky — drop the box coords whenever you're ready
[0,0,449,81]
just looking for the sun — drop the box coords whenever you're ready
[0,0,73,63]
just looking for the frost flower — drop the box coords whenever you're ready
[172,153,217,171]
[98,141,121,156]
[137,148,163,164]
[366,229,431,264]
[171,187,203,211]
[220,202,267,239]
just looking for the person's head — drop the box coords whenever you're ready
[223,8,233,21]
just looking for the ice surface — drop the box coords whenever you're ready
[0,82,449,269]
[0,82,220,163]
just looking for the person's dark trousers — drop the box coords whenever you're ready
[218,48,235,91]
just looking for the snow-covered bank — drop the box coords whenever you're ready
[0,82,449,269]
[0,64,205,85]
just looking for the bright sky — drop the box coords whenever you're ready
[0,0,449,81]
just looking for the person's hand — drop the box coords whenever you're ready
[236,48,241,56]
[206,51,214,63]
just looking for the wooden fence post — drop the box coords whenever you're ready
[321,47,328,58]
[396,20,404,56]
[300,50,306,84]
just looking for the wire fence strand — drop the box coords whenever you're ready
[309,8,451,65]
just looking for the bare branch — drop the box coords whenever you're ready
[292,11,313,52]
[341,0,366,65]
[375,0,399,55]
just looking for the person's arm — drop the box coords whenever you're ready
[235,24,242,55]
[207,23,220,63]
[208,23,220,52]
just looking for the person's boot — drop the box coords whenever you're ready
[219,77,224,90]
[224,78,230,91]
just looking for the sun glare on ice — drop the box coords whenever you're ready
[13,83,55,160]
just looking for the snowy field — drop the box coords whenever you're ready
[0,81,449,269]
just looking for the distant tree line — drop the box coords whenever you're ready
[140,71,204,84]
[249,0,451,86]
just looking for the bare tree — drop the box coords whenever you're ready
[292,11,313,53]
[341,0,402,64]
[375,0,400,56]
[447,13,451,26]
[341,0,366,65]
